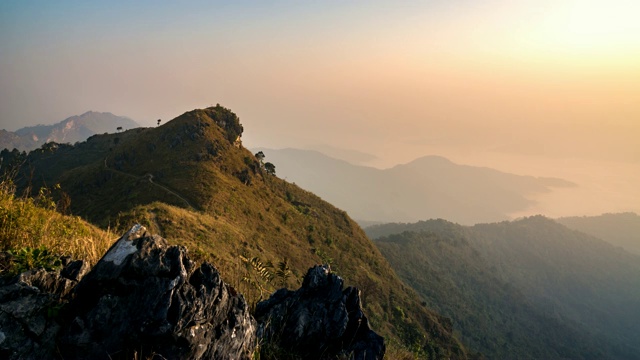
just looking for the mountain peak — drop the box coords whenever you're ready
[2,112,140,152]
[2,105,468,358]
[406,155,454,166]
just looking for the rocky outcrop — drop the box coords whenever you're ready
[0,257,87,359]
[0,225,257,360]
[0,227,386,360]
[58,224,256,359]
[255,265,385,360]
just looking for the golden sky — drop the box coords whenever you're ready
[1,0,638,217]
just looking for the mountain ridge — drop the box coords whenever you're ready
[1,111,139,152]
[2,105,470,358]
[557,212,640,255]
[366,216,640,359]
[253,147,575,224]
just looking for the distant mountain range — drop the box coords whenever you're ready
[557,212,640,255]
[0,111,139,151]
[253,148,575,225]
[368,216,640,359]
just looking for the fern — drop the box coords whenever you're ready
[274,258,291,288]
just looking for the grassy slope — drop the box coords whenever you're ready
[10,106,468,359]
[0,180,113,269]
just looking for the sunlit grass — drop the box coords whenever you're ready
[0,179,115,269]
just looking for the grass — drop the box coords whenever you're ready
[0,179,114,274]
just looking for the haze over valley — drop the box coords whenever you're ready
[1,1,639,359]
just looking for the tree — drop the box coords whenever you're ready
[254,151,265,163]
[264,162,276,176]
[157,119,161,126]
[116,126,123,132]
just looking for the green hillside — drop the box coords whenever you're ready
[3,106,470,359]
[367,217,640,359]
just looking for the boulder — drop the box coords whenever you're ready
[0,257,87,359]
[58,224,257,360]
[0,224,257,360]
[255,265,385,360]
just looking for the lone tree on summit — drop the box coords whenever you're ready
[157,119,161,126]
[255,151,265,163]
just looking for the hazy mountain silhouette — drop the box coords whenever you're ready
[253,148,575,225]
[304,144,379,165]
[0,111,138,151]
[367,216,640,359]
[557,212,640,255]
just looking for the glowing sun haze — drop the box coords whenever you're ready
[1,0,638,218]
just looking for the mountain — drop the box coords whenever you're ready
[374,227,617,359]
[3,106,470,358]
[557,212,640,255]
[366,217,640,359]
[253,148,575,225]
[0,111,139,151]
[304,144,379,165]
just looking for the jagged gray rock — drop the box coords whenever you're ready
[58,224,257,360]
[255,265,385,360]
[0,225,256,360]
[0,257,87,359]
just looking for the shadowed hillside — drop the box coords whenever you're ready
[367,217,640,359]
[2,105,470,359]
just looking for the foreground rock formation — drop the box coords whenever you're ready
[0,225,386,359]
[255,265,386,360]
[0,257,88,359]
[0,225,256,360]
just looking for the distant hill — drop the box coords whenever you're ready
[557,212,640,255]
[0,111,139,151]
[253,148,575,225]
[304,144,378,165]
[367,217,640,359]
[374,227,619,359]
[2,106,470,358]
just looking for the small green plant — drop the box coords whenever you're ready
[5,246,62,276]
[241,255,275,302]
[313,248,334,267]
[273,258,292,288]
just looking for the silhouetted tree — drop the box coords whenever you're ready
[264,162,276,176]
[255,151,265,163]
[157,119,161,126]
[117,126,123,132]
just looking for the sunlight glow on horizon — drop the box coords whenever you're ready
[0,0,638,217]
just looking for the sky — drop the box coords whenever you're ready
[1,0,638,217]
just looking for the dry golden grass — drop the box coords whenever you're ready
[0,179,115,267]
